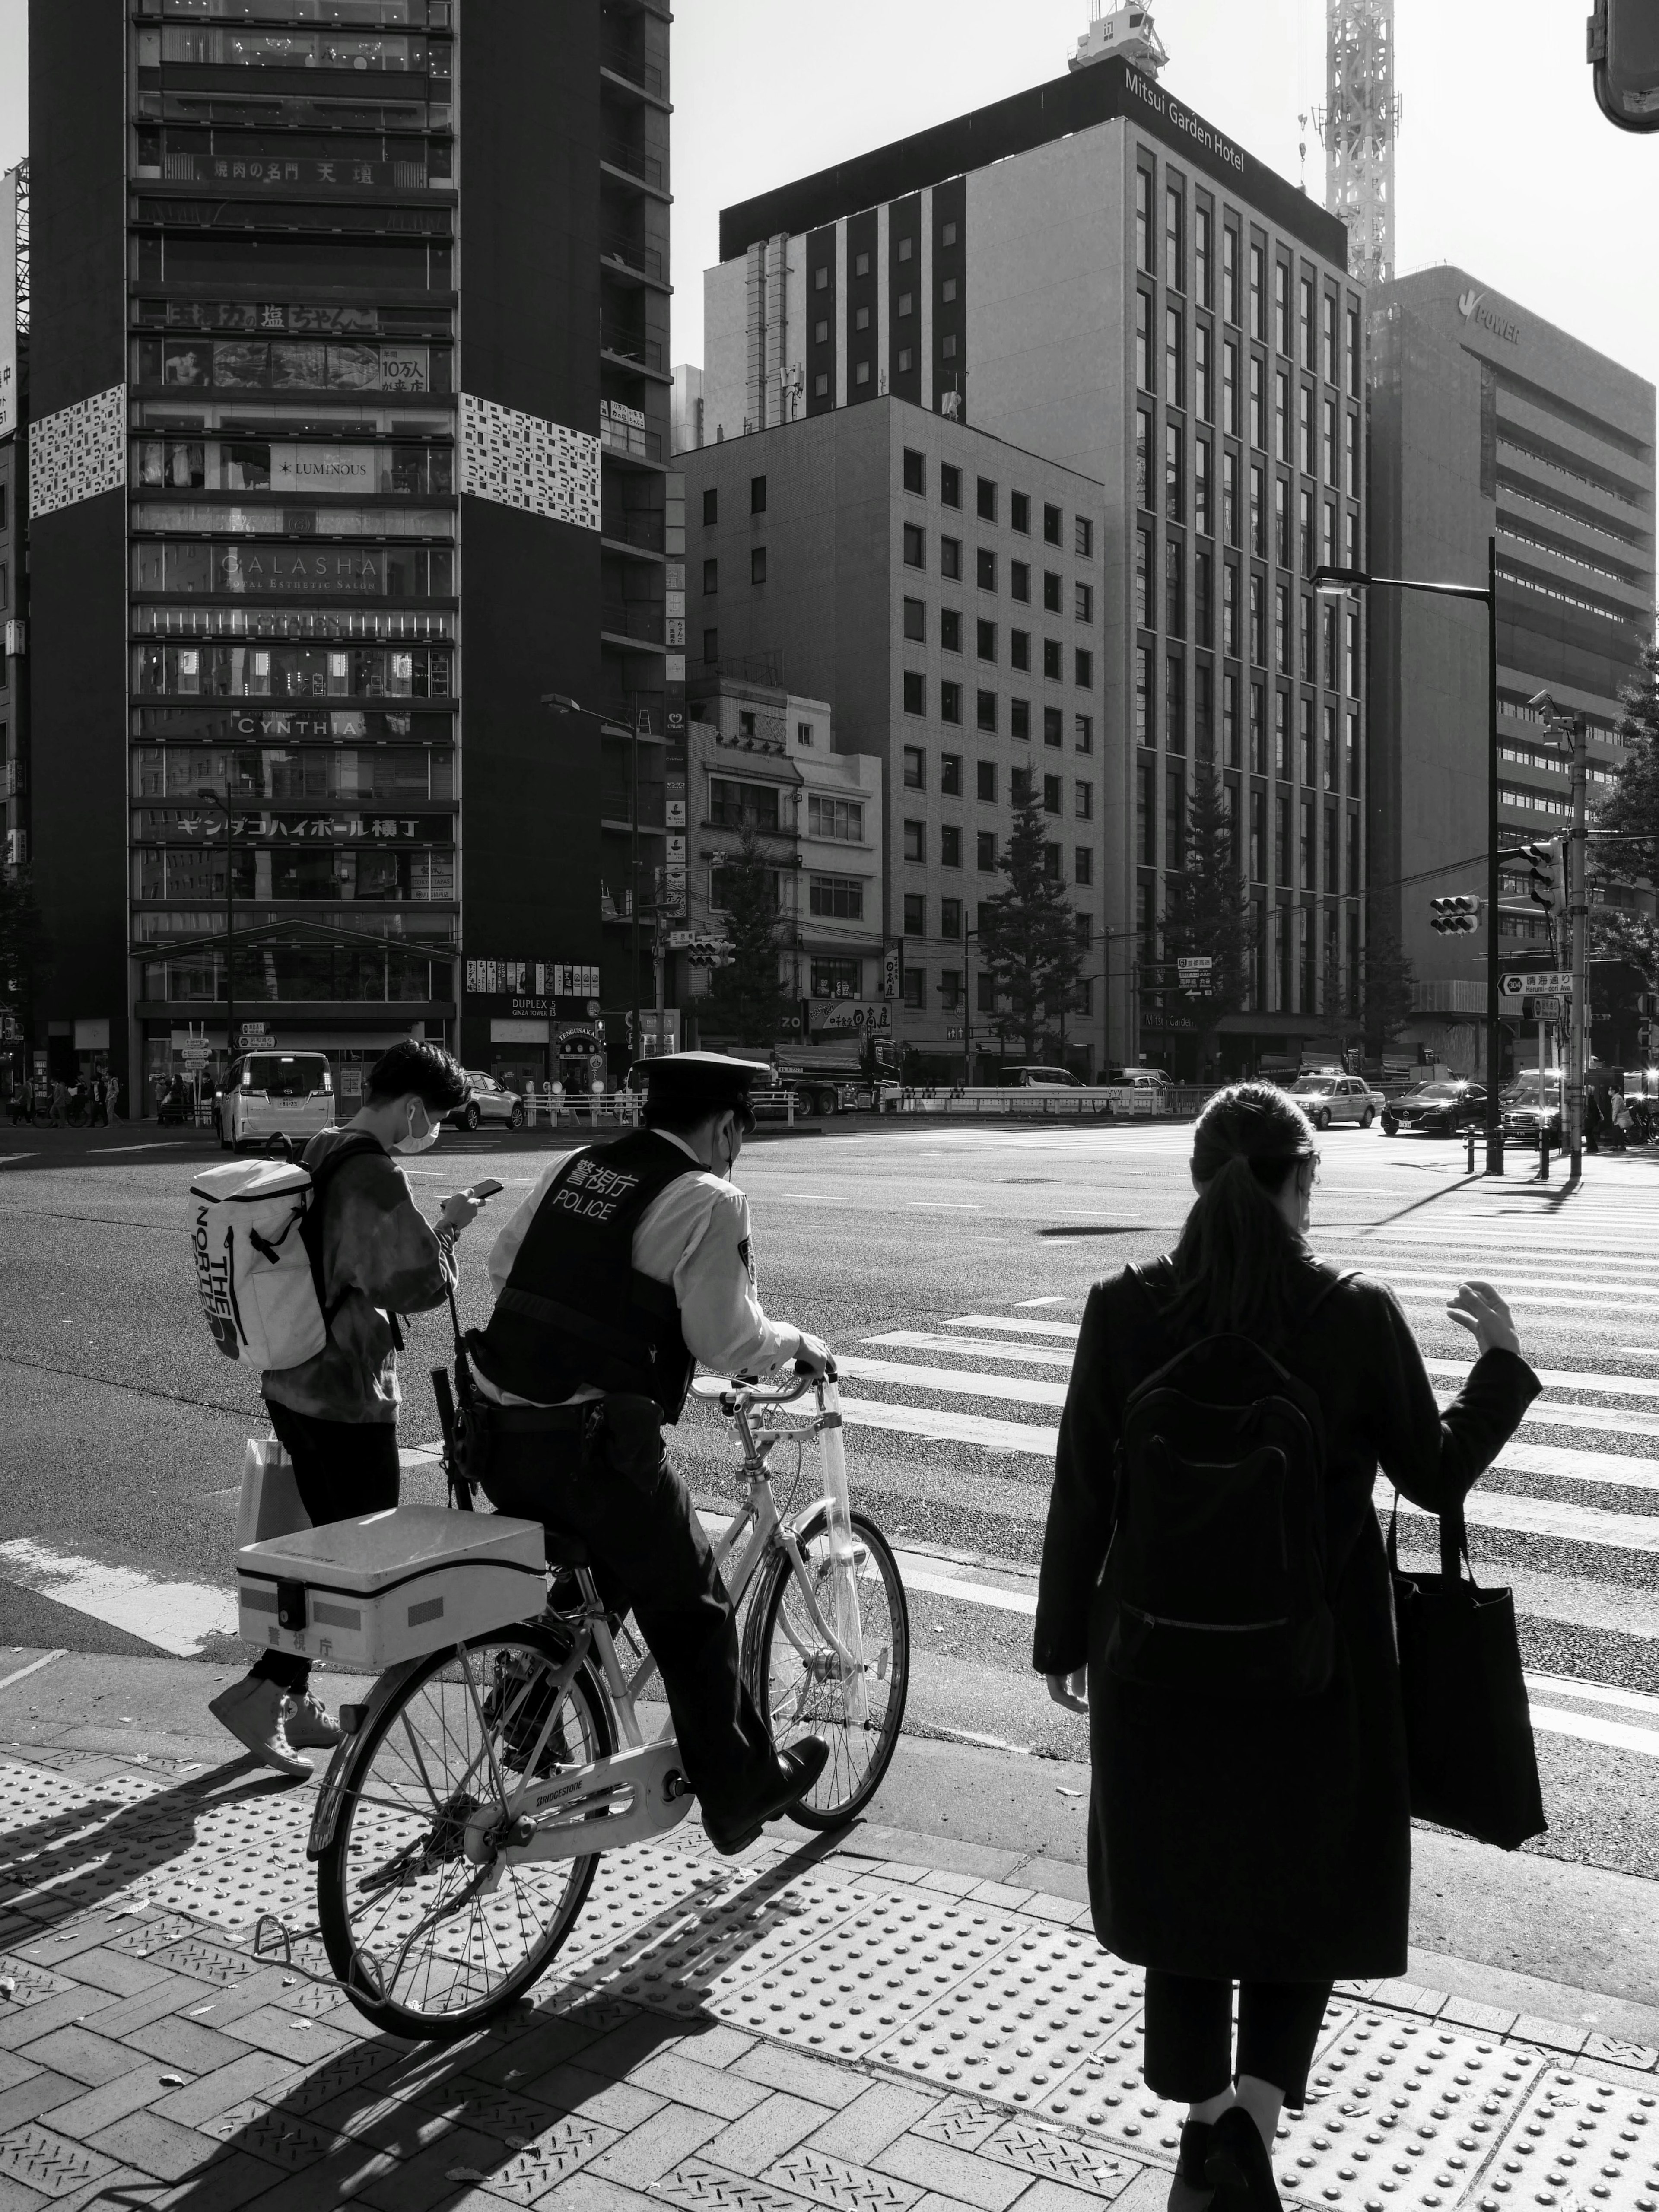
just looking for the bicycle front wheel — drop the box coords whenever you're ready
[316,1623,613,2042]
[748,1508,910,1828]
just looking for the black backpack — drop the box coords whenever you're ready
[1099,1271,1346,1701]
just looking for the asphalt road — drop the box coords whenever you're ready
[6,1112,1659,1891]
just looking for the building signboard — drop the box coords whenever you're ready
[0,169,15,443]
[271,444,378,493]
[810,1000,891,1038]
[466,960,601,999]
[1498,970,1571,998]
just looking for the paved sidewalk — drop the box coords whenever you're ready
[3,1732,1659,2212]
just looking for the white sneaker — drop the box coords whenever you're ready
[284,1692,343,1750]
[207,1677,312,1779]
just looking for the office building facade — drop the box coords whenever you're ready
[26,0,669,1111]
[1367,269,1656,1072]
[704,58,1366,1074]
[681,398,1109,1078]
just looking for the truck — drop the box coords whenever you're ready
[772,1045,894,1116]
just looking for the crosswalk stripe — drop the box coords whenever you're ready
[1525,1669,1659,1720]
[1395,1490,1659,1551]
[1430,1359,1659,1403]
[1496,1440,1659,1494]
[866,1331,1076,1368]
[1529,1705,1659,1759]
[837,1356,1069,1408]
[950,1313,1080,1338]
[1518,1401,1659,1441]
[838,1398,1058,1455]
[0,1538,238,1656]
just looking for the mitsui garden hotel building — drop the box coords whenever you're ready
[26,0,654,1107]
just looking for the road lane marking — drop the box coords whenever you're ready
[778,1193,849,1203]
[0,1649,67,1695]
[0,1538,238,1656]
[0,1154,38,1168]
[1019,1297,1067,1307]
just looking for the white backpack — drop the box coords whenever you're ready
[188,1138,380,1371]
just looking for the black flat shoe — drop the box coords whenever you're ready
[704,1738,830,1855]
[1204,2106,1282,2212]
[1166,2119,1217,2212]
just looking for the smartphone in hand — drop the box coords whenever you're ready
[467,1178,505,1200]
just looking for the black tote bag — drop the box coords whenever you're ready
[1387,1495,1547,1851]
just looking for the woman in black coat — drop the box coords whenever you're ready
[1032,1083,1539,2212]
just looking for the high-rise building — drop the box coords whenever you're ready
[703,58,1365,1076]
[25,0,671,1113]
[681,398,1109,1081]
[1367,269,1656,1073]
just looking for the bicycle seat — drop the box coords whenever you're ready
[543,1532,592,1569]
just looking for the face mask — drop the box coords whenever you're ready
[394,1101,439,1155]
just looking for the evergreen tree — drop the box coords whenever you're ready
[0,868,49,1050]
[1162,760,1250,1064]
[1359,914,1416,1058]
[699,824,793,1046]
[1590,643,1659,985]
[978,795,1083,1061]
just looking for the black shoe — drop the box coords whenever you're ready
[1204,2107,1282,2212]
[703,1738,830,1855]
[1166,2120,1217,2212]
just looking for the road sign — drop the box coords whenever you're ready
[1499,970,1571,998]
[1176,956,1213,973]
[1528,995,1564,1022]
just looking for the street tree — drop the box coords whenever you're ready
[0,867,49,1052]
[1162,760,1250,1071]
[699,823,794,1046]
[1359,915,1416,1059]
[978,794,1084,1062]
[1590,643,1659,993]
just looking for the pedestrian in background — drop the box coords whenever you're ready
[47,1079,66,1128]
[1033,1081,1540,2212]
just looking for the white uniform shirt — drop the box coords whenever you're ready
[475,1131,804,1407]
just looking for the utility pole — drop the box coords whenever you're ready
[1567,713,1589,1178]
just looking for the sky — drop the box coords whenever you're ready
[0,1,1649,399]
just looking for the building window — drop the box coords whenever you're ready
[1165,423,1183,522]
[1011,629,1031,671]
[903,967,926,1009]
[903,745,925,789]
[903,670,925,715]
[941,276,958,302]
[702,558,718,594]
[1345,606,1360,696]
[1274,687,1291,776]
[1275,258,1291,356]
[903,818,925,862]
[808,794,863,840]
[903,448,925,494]
[1274,583,1289,674]
[1223,669,1239,764]
[855,361,871,386]
[1274,475,1290,567]
[1222,221,1240,323]
[1250,680,1266,773]
[941,536,962,581]
[1299,273,1314,369]
[1011,561,1030,604]
[702,488,718,525]
[941,752,963,796]
[1344,413,1360,498]
[938,969,962,1011]
[751,546,767,585]
[941,336,958,361]
[814,956,864,999]
[1075,779,1094,820]
[855,251,871,277]
[1249,356,1265,451]
[903,892,926,935]
[1249,238,1265,340]
[897,349,913,372]
[1076,845,1094,886]
[943,608,963,652]
[1043,571,1062,614]
[1195,548,1212,646]
[1042,774,1063,815]
[976,971,997,1013]
[1249,575,1264,666]
[1011,698,1031,741]
[751,475,766,514]
[814,372,829,397]
[1135,290,1154,392]
[898,235,915,263]
[1135,528,1153,630]
[941,680,963,724]
[1273,368,1288,462]
[1043,638,1062,680]
[1223,338,1239,437]
[1135,408,1153,512]
[1166,653,1185,753]
[1322,603,1338,690]
[976,477,997,521]
[1195,661,1214,754]
[977,689,998,732]
[1074,582,1094,623]
[855,307,871,333]
[1137,761,1156,864]
[1136,646,1153,743]
[903,523,926,568]
[815,265,830,292]
[1346,303,1361,396]
[1166,540,1185,638]
[1011,491,1031,534]
[1194,323,1212,423]
[976,618,997,661]
[1165,183,1184,290]
[978,760,998,800]
[1323,290,1338,384]
[1299,485,1315,578]
[809,875,865,920]
[1135,162,1154,273]
[1300,594,1315,682]
[798,721,816,749]
[903,596,926,642]
[1075,712,1093,753]
[940,896,962,937]
[1222,561,1238,656]
[1166,303,1184,407]
[1221,448,1238,546]
[1044,844,1063,881]
[977,829,998,870]
[941,463,962,508]
[1298,384,1313,475]
[941,824,962,868]
[1043,502,1063,546]
[1044,706,1064,747]
[977,547,997,591]
[703,626,718,663]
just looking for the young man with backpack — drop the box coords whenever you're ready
[207,1038,476,1774]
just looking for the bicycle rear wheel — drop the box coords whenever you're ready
[747,1508,909,1828]
[315,1623,612,2041]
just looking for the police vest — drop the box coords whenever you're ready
[469,1129,701,1420]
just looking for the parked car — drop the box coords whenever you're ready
[445,1070,526,1132]
[1289,1072,1378,1129]
[1108,1068,1173,1092]
[1004,1065,1085,1090]
[215,1051,334,1151]
[1501,1071,1563,1150]
[1382,1079,1487,1138]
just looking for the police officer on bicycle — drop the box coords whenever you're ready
[468,1051,830,1854]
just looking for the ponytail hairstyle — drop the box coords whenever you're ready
[1163,1082,1319,1344]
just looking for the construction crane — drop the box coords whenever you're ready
[1070,1,1169,79]
[1313,0,1401,287]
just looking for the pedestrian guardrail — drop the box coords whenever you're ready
[888,1085,1221,1119]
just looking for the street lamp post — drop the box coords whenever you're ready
[196,787,236,1075]
[1314,539,1502,1174]
[544,691,642,1068]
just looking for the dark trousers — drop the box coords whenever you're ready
[251,1402,401,1694]
[481,1428,776,1816]
[1143,1973,1333,2110]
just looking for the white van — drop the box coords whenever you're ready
[216,1051,334,1151]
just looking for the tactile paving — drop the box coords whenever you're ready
[1273,2011,1545,2209]
[204,2102,351,2172]
[719,1889,1030,2060]
[658,2159,817,2212]
[0,2123,117,2199]
[978,2115,1141,2198]
[869,1923,1144,2113]
[0,1955,75,2009]
[454,2112,620,2204]
[1474,2066,1659,2212]
[767,2143,923,2211]
[591,1871,871,2019]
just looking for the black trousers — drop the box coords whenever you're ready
[1142,1973,1333,2110]
[251,1403,401,1694]
[481,1428,777,1817]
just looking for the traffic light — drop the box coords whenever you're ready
[1589,0,1659,131]
[1429,894,1481,935]
[1522,840,1562,915]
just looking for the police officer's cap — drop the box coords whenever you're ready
[638,1050,763,1127]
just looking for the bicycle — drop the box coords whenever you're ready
[304,1364,911,2043]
